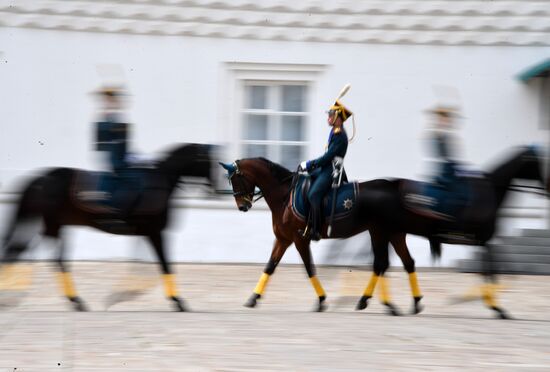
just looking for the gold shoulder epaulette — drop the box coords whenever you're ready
[333,127,342,134]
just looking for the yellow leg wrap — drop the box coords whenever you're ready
[57,272,77,298]
[163,274,178,298]
[379,276,391,304]
[310,276,326,298]
[408,272,422,298]
[482,283,498,308]
[362,273,379,297]
[253,273,270,295]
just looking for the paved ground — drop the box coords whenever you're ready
[0,262,549,371]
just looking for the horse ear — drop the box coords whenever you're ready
[219,162,236,173]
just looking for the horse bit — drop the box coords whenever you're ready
[227,161,264,204]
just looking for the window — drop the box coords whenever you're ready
[222,62,326,175]
[240,82,308,170]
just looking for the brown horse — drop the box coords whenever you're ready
[1,143,214,311]
[220,158,422,314]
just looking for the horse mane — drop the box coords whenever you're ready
[158,143,209,172]
[247,157,296,207]
[254,157,295,182]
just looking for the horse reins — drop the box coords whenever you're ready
[508,184,548,197]
[227,160,297,206]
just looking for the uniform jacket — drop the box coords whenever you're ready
[307,127,348,178]
[431,129,460,185]
[95,113,129,172]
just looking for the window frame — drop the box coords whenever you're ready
[221,62,327,168]
[240,81,309,169]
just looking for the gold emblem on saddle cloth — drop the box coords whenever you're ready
[343,198,353,210]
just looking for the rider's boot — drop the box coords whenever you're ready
[310,205,322,241]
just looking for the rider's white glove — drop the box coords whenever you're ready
[299,161,308,172]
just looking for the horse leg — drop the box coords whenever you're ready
[481,244,509,319]
[356,242,381,311]
[1,212,42,265]
[52,233,87,311]
[356,232,384,311]
[357,231,400,315]
[148,232,185,312]
[294,239,327,312]
[245,238,291,308]
[0,223,37,298]
[391,233,423,314]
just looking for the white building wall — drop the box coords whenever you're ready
[1,15,550,266]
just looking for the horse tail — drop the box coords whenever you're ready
[2,175,46,259]
[429,238,442,262]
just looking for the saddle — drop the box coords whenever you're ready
[289,174,358,223]
[71,169,171,216]
[400,176,495,225]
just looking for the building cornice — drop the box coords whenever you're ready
[1,0,549,45]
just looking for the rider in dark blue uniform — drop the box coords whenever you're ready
[95,88,128,174]
[428,105,465,218]
[430,106,460,186]
[300,97,353,241]
[94,85,134,217]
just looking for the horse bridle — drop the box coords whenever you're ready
[227,160,264,205]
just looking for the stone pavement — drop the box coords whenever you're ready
[0,262,549,371]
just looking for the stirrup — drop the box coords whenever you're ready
[299,225,311,238]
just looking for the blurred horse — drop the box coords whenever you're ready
[220,158,423,314]
[1,143,214,311]
[354,146,548,318]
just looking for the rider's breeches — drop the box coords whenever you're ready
[307,172,332,208]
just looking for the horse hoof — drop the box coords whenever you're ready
[174,303,186,312]
[355,296,369,311]
[493,306,511,320]
[316,298,327,312]
[411,303,424,315]
[171,297,186,312]
[385,302,401,316]
[70,297,88,312]
[412,297,424,315]
[244,293,260,308]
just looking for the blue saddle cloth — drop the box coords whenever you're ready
[291,175,358,221]
[425,182,468,217]
[402,180,468,218]
[72,169,169,215]
[402,175,494,222]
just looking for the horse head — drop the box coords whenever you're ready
[160,143,215,190]
[220,157,294,213]
[219,160,257,212]
[489,145,549,206]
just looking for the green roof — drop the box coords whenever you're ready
[517,59,550,82]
